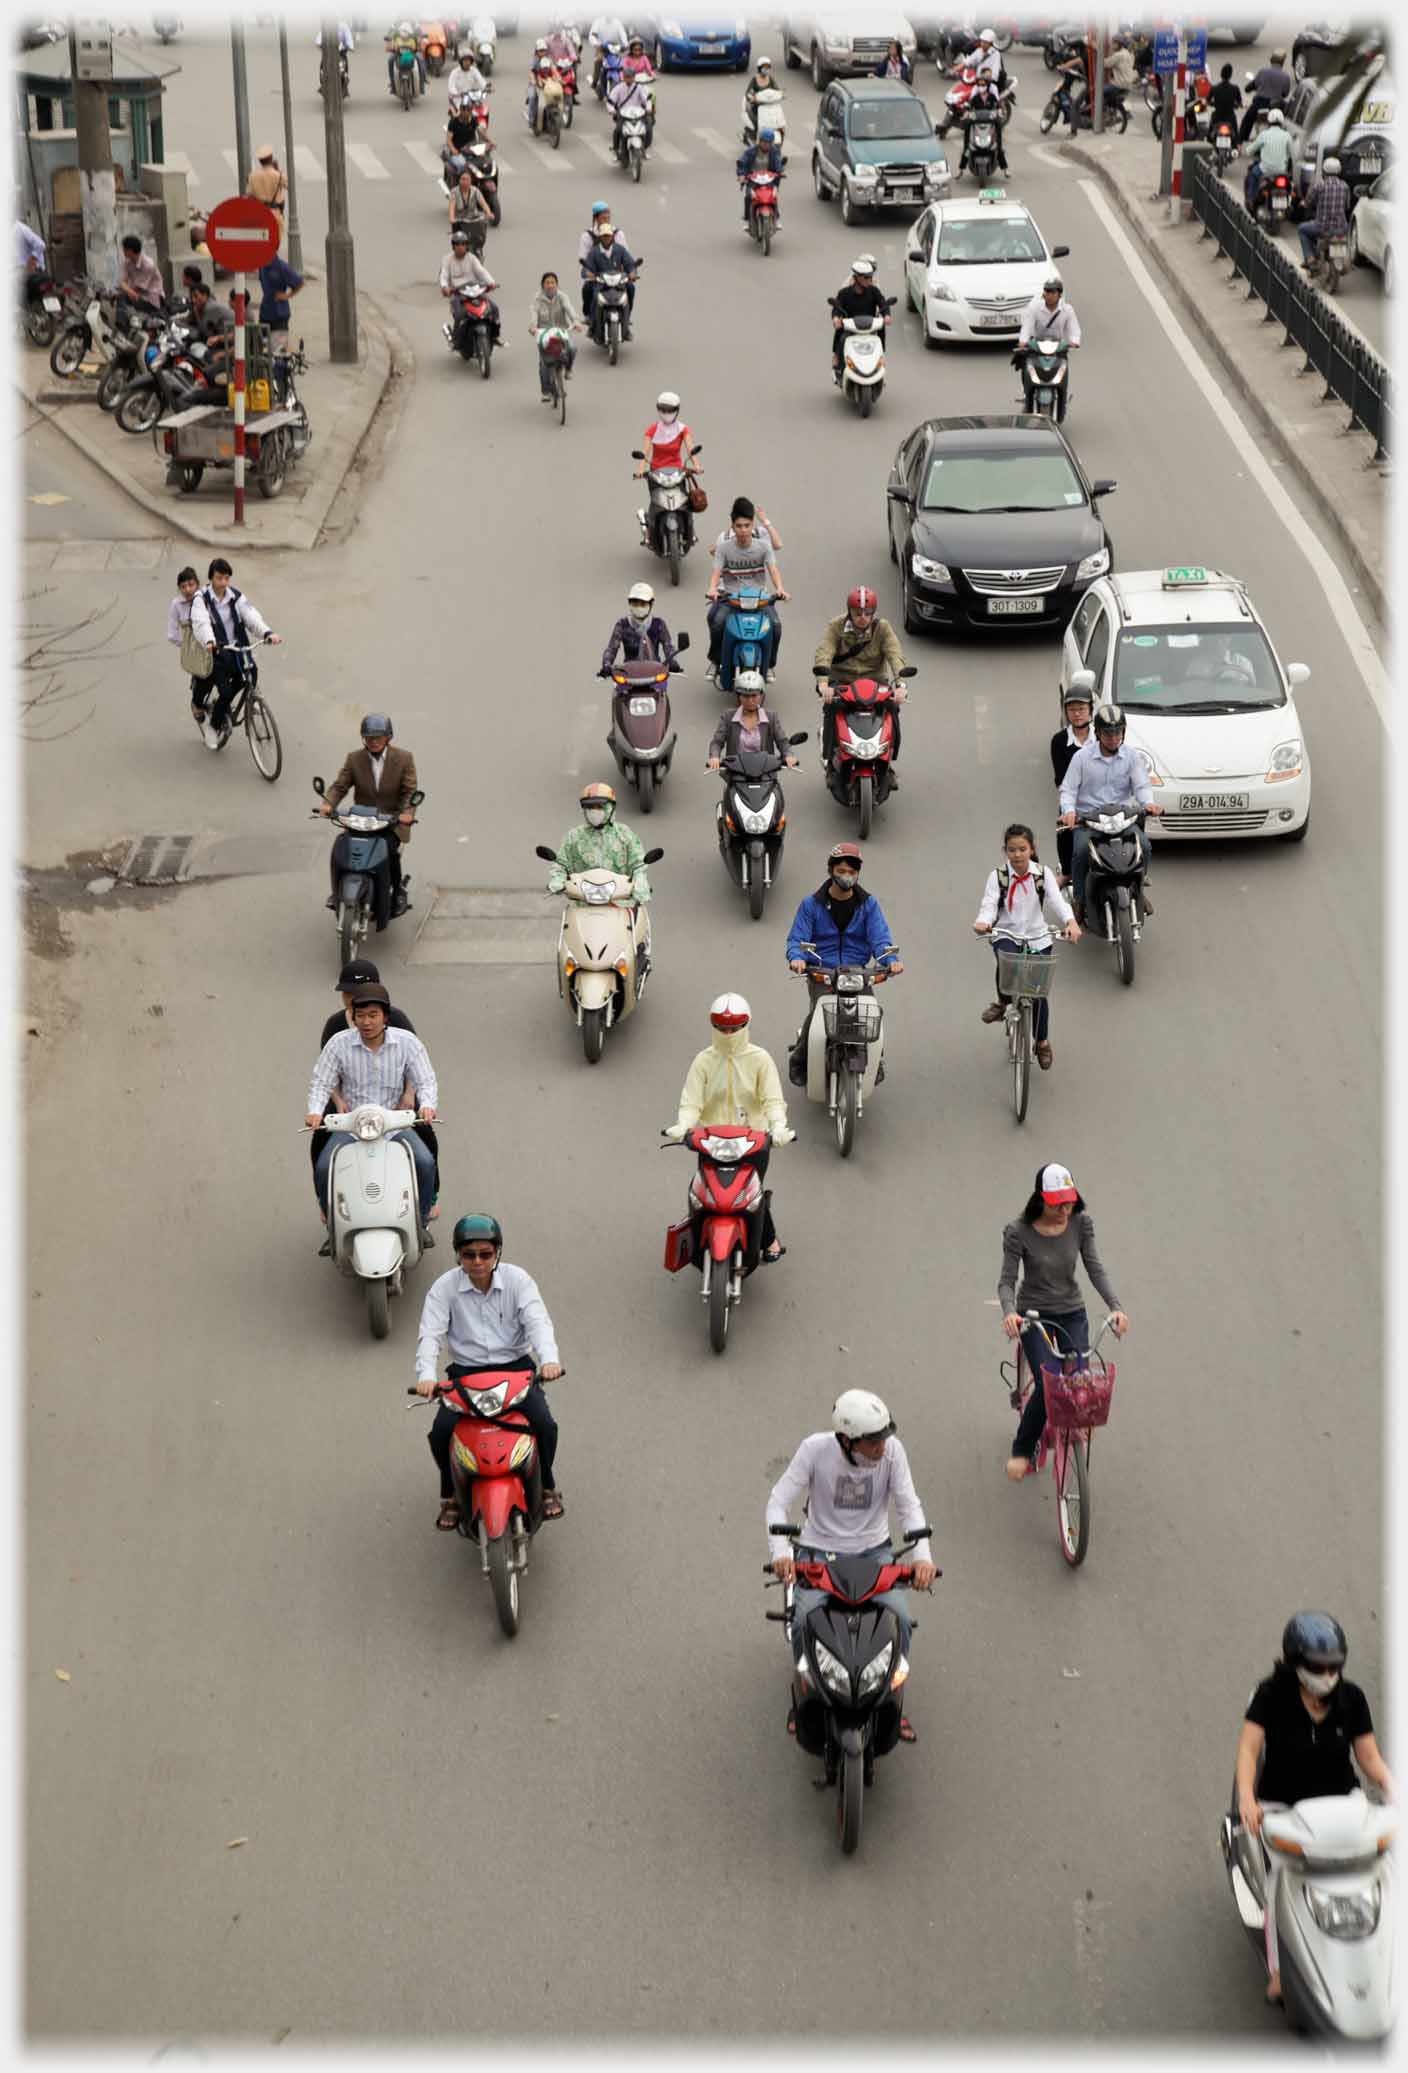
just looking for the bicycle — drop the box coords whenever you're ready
[1000,1311,1118,1567]
[992,942,1056,1124]
[202,643,283,783]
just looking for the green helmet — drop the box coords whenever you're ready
[452,1213,503,1252]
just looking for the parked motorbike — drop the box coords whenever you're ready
[661,1124,776,1353]
[1308,232,1352,295]
[744,164,784,253]
[318,1105,428,1338]
[1075,804,1147,984]
[312,777,425,968]
[632,430,697,584]
[48,285,134,382]
[742,82,786,145]
[1219,1790,1395,2040]
[792,950,897,1158]
[19,271,64,348]
[712,585,776,693]
[590,255,642,363]
[409,1365,553,1634]
[96,304,171,412]
[831,297,896,419]
[443,282,498,375]
[716,733,809,920]
[602,630,688,811]
[1018,336,1069,420]
[765,1522,934,1853]
[115,327,212,433]
[817,666,915,838]
[533,843,664,1063]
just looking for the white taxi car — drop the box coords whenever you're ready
[1058,567,1311,843]
[902,189,1070,344]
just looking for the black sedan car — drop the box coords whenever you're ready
[885,416,1116,635]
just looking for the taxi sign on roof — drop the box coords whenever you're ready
[1163,565,1208,587]
[977,186,1007,202]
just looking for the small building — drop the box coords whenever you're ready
[13,45,174,279]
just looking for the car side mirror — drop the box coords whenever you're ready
[1069,668,1097,695]
[887,486,914,504]
[643,847,664,864]
[1091,478,1117,496]
[1285,662,1310,686]
[1051,243,1070,257]
[676,629,691,652]
[534,844,558,862]
[907,247,924,262]
[789,731,810,744]
[409,789,425,805]
[311,775,326,795]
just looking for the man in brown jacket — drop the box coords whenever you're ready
[319,713,420,921]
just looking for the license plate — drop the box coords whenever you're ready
[987,596,1043,616]
[1179,791,1249,811]
[698,40,725,53]
[42,296,61,311]
[972,312,1013,328]
[889,179,920,191]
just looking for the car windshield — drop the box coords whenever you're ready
[936,215,1045,264]
[918,450,1086,513]
[849,100,933,140]
[1113,623,1286,711]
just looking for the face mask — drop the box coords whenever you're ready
[628,603,651,623]
[831,871,857,891]
[583,807,609,828]
[1297,1667,1341,1698]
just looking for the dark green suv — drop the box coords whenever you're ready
[812,77,951,223]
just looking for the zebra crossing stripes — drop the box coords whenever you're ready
[347,143,391,179]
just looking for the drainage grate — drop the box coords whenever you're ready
[409,888,560,966]
[116,834,198,886]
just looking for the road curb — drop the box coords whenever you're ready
[15,289,400,555]
[1060,141,1387,629]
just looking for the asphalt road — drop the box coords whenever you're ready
[25,19,1387,2046]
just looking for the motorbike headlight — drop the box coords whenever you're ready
[856,1641,894,1697]
[628,696,658,716]
[836,971,865,992]
[812,1640,851,1696]
[1305,1881,1381,1939]
[1266,738,1303,781]
[469,1382,508,1415]
[911,552,951,582]
[853,163,879,185]
[739,798,777,834]
[928,280,957,301]
[847,735,882,758]
[583,882,612,904]
[1075,548,1110,581]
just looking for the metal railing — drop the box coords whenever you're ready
[1186,148,1392,465]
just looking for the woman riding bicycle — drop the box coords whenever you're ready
[997,1163,1128,1481]
[972,822,1080,1072]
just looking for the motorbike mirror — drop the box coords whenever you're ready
[902,1526,934,1544]
[630,448,645,459]
[676,629,691,651]
[1091,478,1118,496]
[689,443,702,454]
[767,1522,802,1538]
[897,665,918,679]
[812,664,831,677]
[1285,662,1311,686]
[534,844,559,862]
[311,775,326,795]
[643,847,664,865]
[884,296,898,310]
[409,789,425,805]
[1051,243,1070,257]
[789,731,810,745]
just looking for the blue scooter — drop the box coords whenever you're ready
[712,586,779,695]
[312,775,425,970]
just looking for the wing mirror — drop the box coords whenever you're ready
[311,775,326,795]
[1052,243,1070,257]
[897,665,917,679]
[789,731,810,744]
[534,844,559,862]
[1285,662,1310,686]
[643,847,664,864]
[907,247,924,262]
[886,485,915,504]
[409,789,425,805]
[1091,478,1117,496]
[676,629,691,652]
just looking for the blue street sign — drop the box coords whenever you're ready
[1153,25,1179,73]
[1185,26,1207,73]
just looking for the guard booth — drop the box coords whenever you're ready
[13,47,172,281]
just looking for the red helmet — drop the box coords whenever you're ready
[709,991,751,1032]
[827,842,863,870]
[847,586,878,615]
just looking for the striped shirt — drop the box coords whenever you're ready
[415,1263,559,1381]
[306,1026,438,1115]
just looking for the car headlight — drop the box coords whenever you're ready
[1132,747,1164,787]
[812,1639,851,1697]
[911,552,951,582]
[924,161,948,183]
[1075,548,1110,581]
[1305,1881,1381,1939]
[856,1641,894,1697]
[853,163,878,185]
[826,31,851,51]
[929,279,957,301]
[1266,738,1303,782]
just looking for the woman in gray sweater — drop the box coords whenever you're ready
[998,1161,1129,1480]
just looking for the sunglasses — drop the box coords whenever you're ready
[458,1246,498,1261]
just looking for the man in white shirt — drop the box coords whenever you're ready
[588,13,627,93]
[305,986,439,1230]
[447,44,487,107]
[1059,702,1161,918]
[438,227,500,353]
[188,556,281,748]
[1015,274,1081,414]
[960,27,1003,83]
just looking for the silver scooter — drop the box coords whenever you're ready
[316,1104,431,1338]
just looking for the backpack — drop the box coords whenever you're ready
[995,860,1047,916]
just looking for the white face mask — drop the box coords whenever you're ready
[583,807,609,828]
[1297,1666,1341,1697]
[628,603,651,622]
[656,410,678,426]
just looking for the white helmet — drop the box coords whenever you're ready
[710,992,751,1031]
[833,1389,894,1441]
[1324,155,1342,175]
[756,54,772,67]
[656,389,681,412]
[399,19,413,35]
[734,667,766,694]
[851,252,876,276]
[979,28,996,44]
[1266,106,1285,125]
[535,36,549,50]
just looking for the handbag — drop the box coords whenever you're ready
[180,622,214,679]
[687,481,708,513]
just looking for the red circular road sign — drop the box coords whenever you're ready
[203,194,281,271]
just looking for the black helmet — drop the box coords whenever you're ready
[1282,1611,1348,1671]
[1093,702,1126,738]
[452,1212,503,1252]
[336,959,380,991]
[360,712,394,741]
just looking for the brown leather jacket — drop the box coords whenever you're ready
[326,745,419,842]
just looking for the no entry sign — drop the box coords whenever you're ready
[203,195,281,272]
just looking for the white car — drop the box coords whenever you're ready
[782,12,916,90]
[903,191,1070,343]
[1351,169,1394,293]
[1058,567,1312,843]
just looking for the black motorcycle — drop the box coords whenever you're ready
[1017,336,1070,420]
[716,734,808,921]
[765,1523,936,1855]
[588,256,641,362]
[961,106,1003,180]
[115,324,211,434]
[1077,803,1148,985]
[312,777,425,967]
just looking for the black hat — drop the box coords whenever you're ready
[336,959,381,991]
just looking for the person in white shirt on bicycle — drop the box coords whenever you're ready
[973,822,1079,1071]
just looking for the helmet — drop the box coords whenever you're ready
[349,983,391,1010]
[450,225,470,243]
[1093,702,1126,736]
[452,1212,503,1252]
[832,1389,894,1441]
[399,19,412,33]
[756,54,772,67]
[827,840,862,872]
[846,584,878,615]
[1324,155,1342,175]
[1062,683,1094,709]
[580,781,617,820]
[627,580,655,605]
[1266,106,1285,125]
[1043,274,1064,295]
[656,389,681,412]
[360,712,393,740]
[759,127,775,142]
[535,36,548,50]
[590,198,609,216]
[709,991,751,1031]
[851,252,876,276]
[734,667,766,695]
[1281,1611,1348,1671]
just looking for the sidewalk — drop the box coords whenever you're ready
[15,273,403,553]
[1060,132,1388,629]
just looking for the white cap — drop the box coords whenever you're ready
[627,580,655,605]
[1039,1163,1078,1204]
[833,1389,893,1440]
[979,27,996,42]
[851,252,876,275]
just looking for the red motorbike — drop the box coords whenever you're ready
[447,284,497,377]
[819,666,916,838]
[557,56,578,123]
[745,167,782,255]
[662,1124,773,1354]
[410,1362,548,1635]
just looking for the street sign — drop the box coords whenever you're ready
[202,195,281,273]
[1185,26,1207,74]
[1153,24,1179,73]
[73,18,113,80]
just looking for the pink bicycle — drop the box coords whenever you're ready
[1002,1311,1117,1567]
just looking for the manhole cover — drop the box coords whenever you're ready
[409,888,560,966]
[116,834,197,885]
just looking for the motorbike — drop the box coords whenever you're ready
[393,39,421,105]
[710,585,775,692]
[616,103,651,181]
[961,107,1002,181]
[442,139,502,222]
[19,271,64,349]
[590,256,641,363]
[938,64,980,136]
[765,1522,934,1853]
[595,42,624,100]
[742,82,786,146]
[557,55,578,121]
[1250,169,1292,232]
[1018,336,1069,420]
[661,1125,776,1353]
[312,776,425,968]
[631,429,696,584]
[603,629,688,812]
[409,1365,553,1634]
[318,1105,429,1338]
[818,666,915,838]
[1219,1790,1395,2040]
[1308,232,1352,295]
[48,285,136,382]
[1041,78,1128,133]
[1075,804,1147,984]
[443,282,498,376]
[792,950,897,1158]
[115,326,212,433]
[96,303,173,412]
[744,164,784,254]
[1210,115,1238,170]
[716,734,809,920]
[831,297,896,419]
[422,24,447,74]
[533,843,664,1063]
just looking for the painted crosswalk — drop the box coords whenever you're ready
[655,138,689,165]
[294,143,327,184]
[347,142,391,180]
[691,125,738,159]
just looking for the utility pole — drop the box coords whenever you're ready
[1159,68,1175,193]
[321,18,358,361]
[231,20,252,193]
[1093,19,1106,135]
[277,18,303,271]
[69,20,118,289]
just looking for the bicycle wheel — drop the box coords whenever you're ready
[1012,1000,1031,1123]
[555,364,567,426]
[1054,1428,1091,1567]
[245,693,283,782]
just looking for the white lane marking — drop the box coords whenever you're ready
[656,138,688,164]
[692,125,737,158]
[164,150,200,186]
[1029,144,1070,172]
[534,144,575,171]
[347,142,391,180]
[580,132,618,164]
[294,144,326,183]
[1078,178,1389,723]
[974,694,994,766]
[564,701,599,776]
[403,139,445,178]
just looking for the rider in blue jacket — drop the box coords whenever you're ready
[736,127,784,224]
[785,842,903,1085]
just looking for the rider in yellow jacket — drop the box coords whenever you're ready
[665,993,792,1260]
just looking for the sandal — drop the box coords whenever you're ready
[542,1490,565,1520]
[436,1498,460,1531]
[762,1244,787,1265]
[898,1716,917,1744]
[786,1704,797,1737]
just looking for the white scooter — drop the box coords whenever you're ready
[793,951,897,1157]
[830,296,896,420]
[533,846,664,1063]
[742,82,786,145]
[318,1104,430,1338]
[1220,1790,1395,2040]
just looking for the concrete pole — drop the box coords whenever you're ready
[231,21,253,193]
[1093,19,1106,135]
[321,19,359,362]
[1159,66,1175,194]
[69,24,119,290]
[277,19,303,271]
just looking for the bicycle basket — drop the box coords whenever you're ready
[822,995,882,1042]
[538,327,569,359]
[1041,1361,1115,1430]
[996,948,1056,999]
